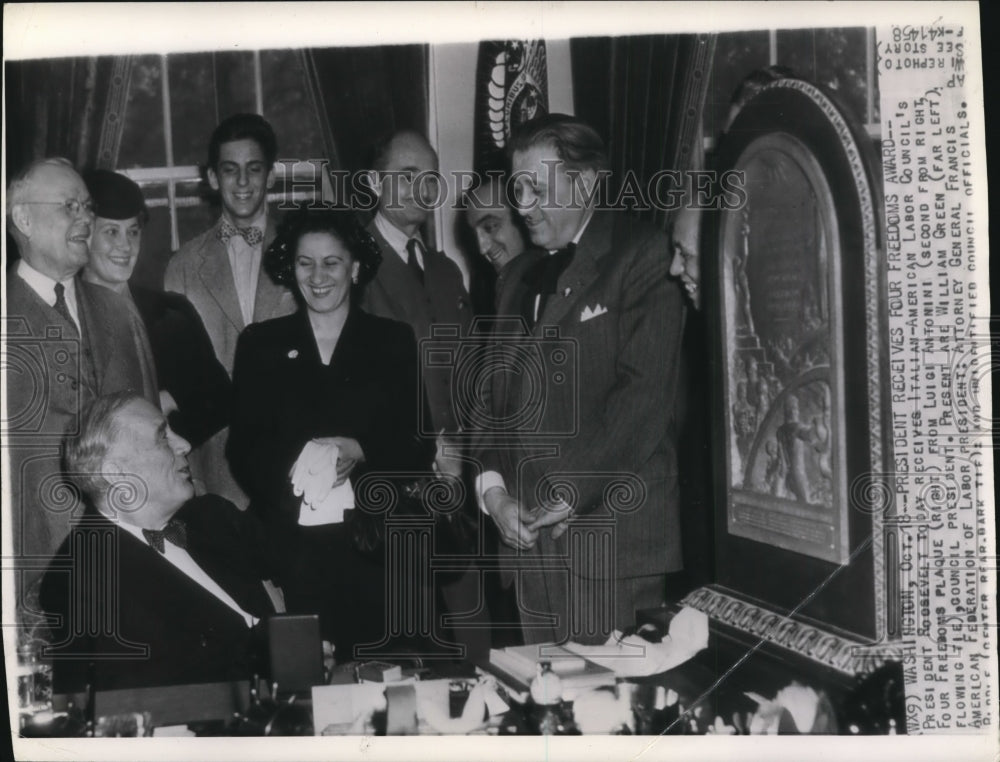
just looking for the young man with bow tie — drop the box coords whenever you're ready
[165,113,296,508]
[40,392,283,693]
[475,114,687,645]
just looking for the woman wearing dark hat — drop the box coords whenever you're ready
[227,206,435,658]
[82,169,231,450]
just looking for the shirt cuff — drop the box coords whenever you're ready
[474,470,507,514]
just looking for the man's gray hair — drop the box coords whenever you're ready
[6,157,76,214]
[62,391,141,504]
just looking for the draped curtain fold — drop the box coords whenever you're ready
[5,56,132,180]
[571,34,716,231]
[301,45,429,179]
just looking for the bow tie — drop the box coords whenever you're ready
[218,220,264,247]
[530,244,576,295]
[142,519,188,553]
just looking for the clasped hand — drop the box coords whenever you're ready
[289,437,364,507]
[484,487,574,550]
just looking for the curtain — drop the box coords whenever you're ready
[571,34,716,231]
[5,56,131,180]
[301,44,429,178]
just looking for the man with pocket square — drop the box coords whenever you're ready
[475,114,686,644]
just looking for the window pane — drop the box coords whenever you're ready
[777,28,868,126]
[261,49,325,162]
[213,51,257,120]
[706,31,770,139]
[118,56,165,168]
[168,53,218,167]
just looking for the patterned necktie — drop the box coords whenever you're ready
[53,282,79,337]
[218,220,264,247]
[406,238,425,285]
[524,243,576,327]
[142,519,188,553]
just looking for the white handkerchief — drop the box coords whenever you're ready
[298,478,355,526]
[295,442,355,526]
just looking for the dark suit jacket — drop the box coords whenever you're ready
[164,216,297,507]
[227,307,434,522]
[480,210,686,580]
[360,221,472,433]
[5,269,159,586]
[39,495,279,693]
[131,285,231,448]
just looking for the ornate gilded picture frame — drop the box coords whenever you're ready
[700,76,891,643]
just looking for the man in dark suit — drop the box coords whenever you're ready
[359,131,486,659]
[475,114,686,644]
[5,158,158,607]
[40,392,279,693]
[164,114,296,507]
[361,130,472,434]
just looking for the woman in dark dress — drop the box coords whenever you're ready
[227,207,434,659]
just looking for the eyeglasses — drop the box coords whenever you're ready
[23,199,95,216]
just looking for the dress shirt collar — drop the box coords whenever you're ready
[115,513,258,628]
[374,211,423,265]
[17,258,79,325]
[220,208,267,235]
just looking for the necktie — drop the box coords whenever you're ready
[142,519,188,553]
[523,244,575,327]
[53,282,79,337]
[406,238,425,285]
[218,220,264,247]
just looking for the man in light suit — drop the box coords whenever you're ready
[165,114,296,508]
[476,114,686,644]
[360,131,487,660]
[40,392,280,693]
[5,157,159,608]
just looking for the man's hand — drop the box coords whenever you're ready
[525,500,574,539]
[484,487,539,550]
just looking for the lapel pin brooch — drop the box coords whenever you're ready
[288,349,299,359]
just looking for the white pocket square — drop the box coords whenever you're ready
[580,304,609,322]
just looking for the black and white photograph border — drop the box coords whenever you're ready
[2,2,995,762]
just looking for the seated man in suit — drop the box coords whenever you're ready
[462,173,528,311]
[5,157,158,608]
[40,392,282,693]
[165,113,296,507]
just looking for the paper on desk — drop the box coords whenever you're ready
[564,606,709,678]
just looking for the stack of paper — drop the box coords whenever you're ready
[488,644,616,701]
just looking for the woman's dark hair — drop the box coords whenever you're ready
[263,206,382,290]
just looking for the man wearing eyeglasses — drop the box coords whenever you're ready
[5,157,158,606]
